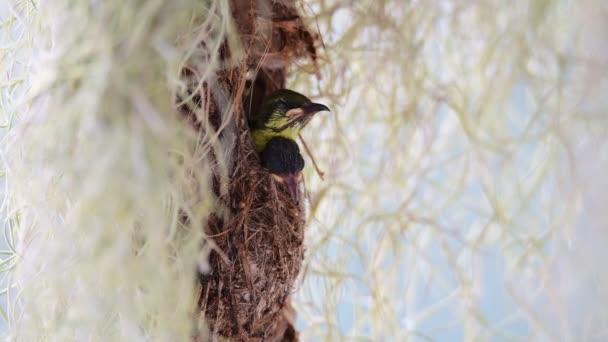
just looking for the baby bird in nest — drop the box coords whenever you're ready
[250,89,329,202]
[250,89,329,153]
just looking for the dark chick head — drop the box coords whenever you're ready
[260,137,305,202]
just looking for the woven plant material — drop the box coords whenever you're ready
[181,0,320,340]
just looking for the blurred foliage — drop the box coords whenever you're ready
[293,0,608,340]
[0,0,234,339]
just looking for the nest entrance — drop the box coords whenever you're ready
[180,1,321,340]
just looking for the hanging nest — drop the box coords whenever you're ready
[179,0,321,340]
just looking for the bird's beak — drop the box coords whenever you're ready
[300,102,330,116]
[271,173,301,202]
[285,102,330,122]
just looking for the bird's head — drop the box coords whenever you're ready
[257,89,330,134]
[260,137,305,202]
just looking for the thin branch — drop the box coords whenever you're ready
[299,133,325,180]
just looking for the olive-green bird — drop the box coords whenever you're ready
[249,89,330,153]
[260,136,304,201]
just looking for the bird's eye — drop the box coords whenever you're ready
[275,100,289,111]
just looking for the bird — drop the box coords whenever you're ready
[259,136,305,202]
[249,89,330,153]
